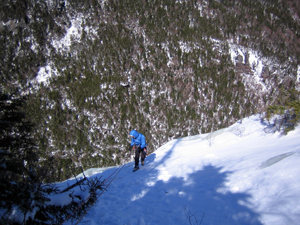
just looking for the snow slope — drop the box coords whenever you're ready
[63,115,300,225]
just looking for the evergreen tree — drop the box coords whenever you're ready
[0,92,48,224]
[0,91,107,224]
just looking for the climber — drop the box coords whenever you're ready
[129,130,147,171]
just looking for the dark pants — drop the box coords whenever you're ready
[135,147,146,168]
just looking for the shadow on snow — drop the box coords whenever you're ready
[80,139,262,225]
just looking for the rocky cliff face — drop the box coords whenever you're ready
[1,0,299,181]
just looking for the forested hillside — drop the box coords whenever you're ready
[1,0,299,182]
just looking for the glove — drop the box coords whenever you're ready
[143,148,148,155]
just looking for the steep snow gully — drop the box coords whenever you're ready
[62,115,300,225]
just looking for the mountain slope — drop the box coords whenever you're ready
[61,115,300,225]
[1,0,299,182]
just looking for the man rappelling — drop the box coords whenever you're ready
[129,130,147,172]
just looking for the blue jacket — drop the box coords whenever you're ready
[130,130,147,149]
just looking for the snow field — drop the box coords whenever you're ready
[61,115,300,225]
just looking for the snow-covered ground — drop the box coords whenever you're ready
[62,115,300,225]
